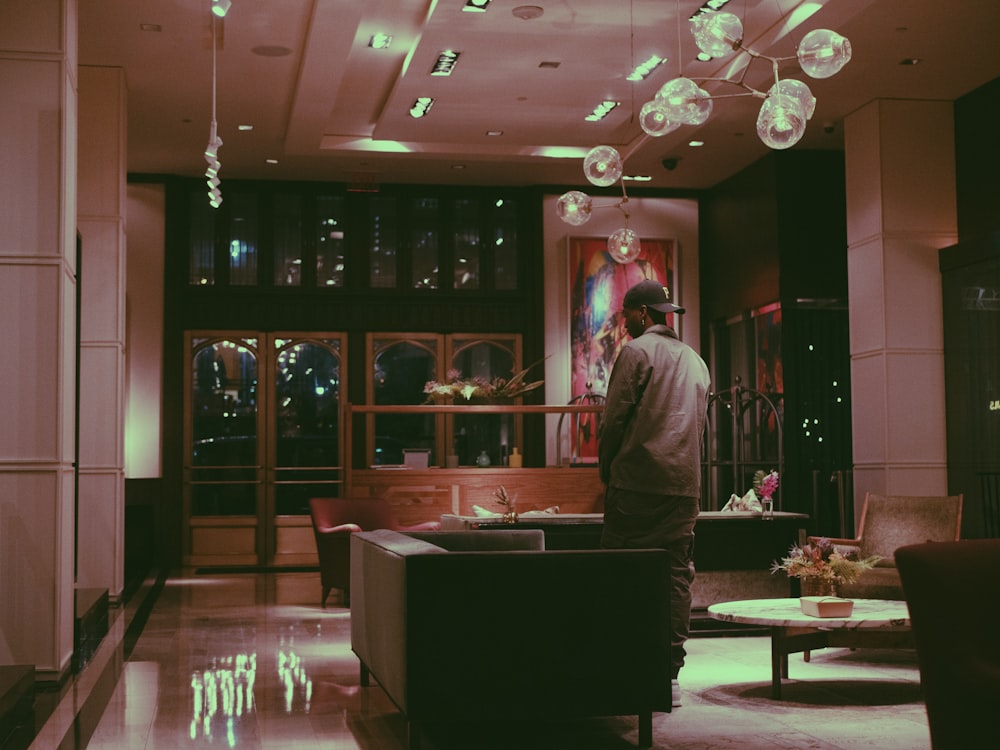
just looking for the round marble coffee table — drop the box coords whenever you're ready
[708,598,912,698]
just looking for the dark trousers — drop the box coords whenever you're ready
[601,486,698,678]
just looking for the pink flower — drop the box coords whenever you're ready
[759,471,779,498]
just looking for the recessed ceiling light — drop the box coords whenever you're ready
[623,175,652,182]
[409,97,435,118]
[512,5,544,20]
[585,101,620,122]
[688,140,705,147]
[627,55,666,82]
[368,33,393,49]
[252,45,292,57]
[238,124,253,131]
[139,23,162,32]
[431,50,461,76]
[463,0,491,12]
[899,57,922,66]
[266,159,278,165]
[452,164,467,170]
[690,0,733,20]
[486,130,503,136]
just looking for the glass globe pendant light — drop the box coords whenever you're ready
[756,94,807,150]
[655,77,713,126]
[555,190,593,226]
[690,10,743,58]
[767,79,816,121]
[608,227,641,264]
[639,100,681,137]
[583,145,623,187]
[797,29,852,79]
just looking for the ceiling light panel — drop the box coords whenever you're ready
[409,97,435,118]
[431,50,461,76]
[585,101,620,122]
[463,0,491,12]
[627,55,667,81]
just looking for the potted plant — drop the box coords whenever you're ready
[770,537,882,597]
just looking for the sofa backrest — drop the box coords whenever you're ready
[350,528,673,718]
[405,529,545,551]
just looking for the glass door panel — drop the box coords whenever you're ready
[185,334,263,566]
[184,331,346,567]
[272,336,345,516]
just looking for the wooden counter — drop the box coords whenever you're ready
[347,467,605,526]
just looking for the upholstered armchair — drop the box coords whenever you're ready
[308,496,441,607]
[809,492,963,599]
[896,539,1000,749]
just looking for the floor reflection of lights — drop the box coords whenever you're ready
[190,653,257,746]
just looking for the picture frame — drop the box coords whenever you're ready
[567,236,677,460]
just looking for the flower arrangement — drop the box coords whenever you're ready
[423,359,546,403]
[753,469,779,500]
[721,469,778,513]
[492,485,518,523]
[770,537,882,584]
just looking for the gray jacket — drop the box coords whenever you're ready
[598,325,710,497]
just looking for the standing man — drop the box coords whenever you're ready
[598,279,710,708]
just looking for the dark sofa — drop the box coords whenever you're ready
[350,529,673,748]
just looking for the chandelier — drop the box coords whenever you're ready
[557,8,852,264]
[205,5,227,208]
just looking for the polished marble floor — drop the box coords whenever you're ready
[19,570,931,749]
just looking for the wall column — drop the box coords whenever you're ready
[844,99,957,512]
[77,66,127,600]
[0,0,78,680]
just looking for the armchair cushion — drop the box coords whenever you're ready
[897,539,1000,749]
[811,493,963,600]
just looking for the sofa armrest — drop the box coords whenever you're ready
[808,534,860,546]
[317,523,362,535]
[400,520,442,532]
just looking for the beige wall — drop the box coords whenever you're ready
[124,184,165,478]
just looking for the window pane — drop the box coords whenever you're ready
[189,194,215,285]
[228,193,259,286]
[317,195,346,288]
[454,199,480,289]
[369,197,397,288]
[451,339,516,466]
[494,197,518,290]
[411,197,439,289]
[273,194,302,287]
[372,341,436,464]
[274,340,342,514]
[190,339,259,515]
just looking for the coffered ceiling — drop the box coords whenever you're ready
[79,0,1000,190]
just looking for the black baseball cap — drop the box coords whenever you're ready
[622,279,685,314]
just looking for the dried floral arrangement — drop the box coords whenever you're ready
[770,537,881,583]
[423,358,546,403]
[492,485,518,524]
